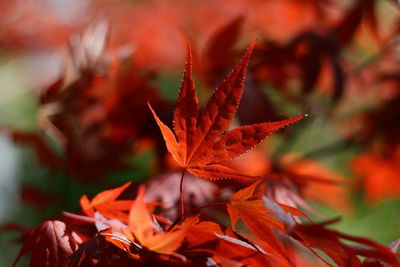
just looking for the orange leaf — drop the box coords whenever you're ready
[128,185,186,255]
[80,182,132,222]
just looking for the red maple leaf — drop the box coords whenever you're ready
[149,41,305,180]
[13,220,82,267]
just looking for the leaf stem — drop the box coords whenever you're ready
[179,168,187,218]
[62,211,95,223]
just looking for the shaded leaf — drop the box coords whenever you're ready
[13,220,81,267]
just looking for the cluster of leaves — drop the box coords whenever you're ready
[12,181,400,267]
[1,0,400,266]
[9,42,400,267]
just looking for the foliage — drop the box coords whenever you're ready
[1,0,400,266]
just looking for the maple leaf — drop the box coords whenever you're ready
[80,182,132,222]
[226,181,295,265]
[13,220,82,267]
[102,185,186,258]
[149,41,305,180]
[127,185,185,255]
